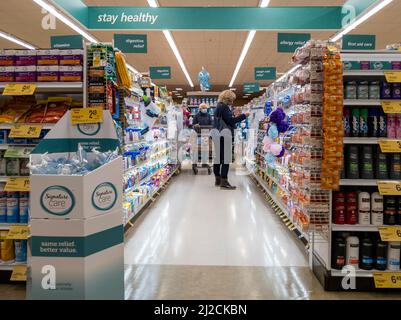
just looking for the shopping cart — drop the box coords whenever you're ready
[191,125,213,175]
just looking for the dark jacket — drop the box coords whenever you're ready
[213,102,246,133]
[193,111,212,126]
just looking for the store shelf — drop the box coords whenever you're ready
[343,70,386,77]
[0,262,26,271]
[343,137,379,144]
[343,99,382,106]
[0,123,55,130]
[0,82,83,93]
[339,179,378,186]
[332,224,382,232]
[0,176,29,182]
[331,269,396,278]
[0,223,28,230]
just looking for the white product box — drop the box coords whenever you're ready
[30,156,123,220]
[28,210,124,300]
[15,66,36,72]
[36,49,60,56]
[15,50,37,56]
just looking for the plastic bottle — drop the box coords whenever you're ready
[0,185,6,223]
[18,192,29,224]
[346,145,360,179]
[360,146,374,179]
[333,192,346,224]
[375,239,388,271]
[346,236,360,267]
[351,108,360,137]
[345,192,358,225]
[368,108,379,137]
[0,230,14,262]
[371,192,384,226]
[375,147,388,179]
[359,108,368,137]
[14,239,27,263]
[381,82,392,99]
[387,114,397,138]
[396,114,401,139]
[378,109,387,138]
[387,242,401,271]
[344,107,351,137]
[397,197,401,226]
[6,192,19,223]
[359,233,374,270]
[358,192,371,225]
[389,154,401,180]
[384,196,397,225]
[332,236,346,270]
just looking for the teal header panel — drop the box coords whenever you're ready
[51,35,83,49]
[52,0,380,30]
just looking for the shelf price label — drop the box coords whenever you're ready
[377,181,401,196]
[9,124,42,138]
[374,272,401,289]
[6,225,29,240]
[378,226,401,241]
[381,100,401,113]
[379,139,401,153]
[10,265,27,282]
[384,71,401,83]
[70,107,103,125]
[2,83,36,96]
[4,177,30,192]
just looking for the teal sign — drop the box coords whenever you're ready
[50,35,83,49]
[277,33,311,53]
[342,34,376,50]
[52,0,384,30]
[244,83,260,93]
[150,66,171,79]
[255,67,276,80]
[113,34,147,53]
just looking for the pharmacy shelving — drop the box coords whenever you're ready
[0,82,83,93]
[339,179,379,186]
[0,123,55,130]
[343,137,379,144]
[343,70,386,77]
[0,262,26,271]
[332,224,384,232]
[0,223,28,230]
[343,99,382,106]
[330,269,398,278]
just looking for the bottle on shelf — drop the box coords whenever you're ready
[346,145,360,179]
[359,109,368,137]
[375,239,388,271]
[345,192,358,225]
[378,109,387,138]
[346,236,360,267]
[387,242,401,271]
[351,109,359,137]
[368,108,379,137]
[371,192,384,226]
[389,153,401,180]
[360,146,374,179]
[384,196,397,225]
[375,146,389,179]
[359,233,374,270]
[333,192,346,224]
[387,114,397,139]
[332,235,346,270]
[358,192,371,225]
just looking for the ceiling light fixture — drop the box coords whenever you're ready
[146,0,194,87]
[228,0,269,87]
[32,0,98,43]
[230,88,237,91]
[0,30,35,49]
[176,88,183,91]
[330,0,393,42]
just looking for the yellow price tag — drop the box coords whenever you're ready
[6,225,29,240]
[379,139,401,153]
[378,181,401,195]
[10,265,27,281]
[2,83,36,96]
[374,272,401,289]
[9,124,42,138]
[70,107,103,125]
[381,100,401,114]
[379,226,401,241]
[384,71,401,83]
[4,177,30,192]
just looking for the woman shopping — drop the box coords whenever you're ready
[213,90,249,190]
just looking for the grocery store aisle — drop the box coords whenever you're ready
[124,168,308,267]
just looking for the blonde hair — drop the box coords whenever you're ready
[218,90,236,105]
[199,103,209,110]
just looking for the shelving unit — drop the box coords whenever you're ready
[0,82,83,93]
[0,223,28,230]
[343,137,379,144]
[0,263,26,271]
[343,99,382,106]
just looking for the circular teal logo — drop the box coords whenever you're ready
[40,186,75,216]
[91,182,117,211]
[77,123,101,136]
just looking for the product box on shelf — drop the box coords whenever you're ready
[28,210,124,300]
[59,49,83,66]
[0,66,15,82]
[59,66,83,82]
[37,66,59,82]
[15,66,36,82]
[15,50,37,67]
[36,50,59,66]
[0,50,16,66]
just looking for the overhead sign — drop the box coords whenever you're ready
[342,34,376,50]
[51,35,83,49]
[113,34,147,53]
[150,66,171,79]
[277,33,311,53]
[255,67,276,80]
[52,0,381,30]
[243,83,260,93]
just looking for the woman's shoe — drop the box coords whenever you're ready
[215,176,221,186]
[220,178,236,190]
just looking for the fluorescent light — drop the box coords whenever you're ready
[259,0,270,8]
[330,0,393,42]
[32,0,98,43]
[127,64,139,74]
[147,0,159,7]
[0,31,35,49]
[151,82,156,87]
[229,30,256,87]
[163,30,194,87]
[230,88,237,91]
[176,88,183,91]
